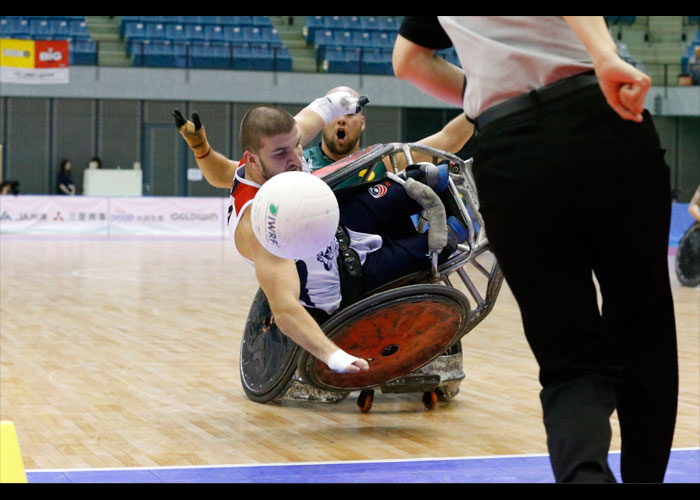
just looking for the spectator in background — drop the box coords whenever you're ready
[56,159,76,195]
[689,184,700,223]
[689,45,700,85]
[1,180,20,195]
[89,156,102,169]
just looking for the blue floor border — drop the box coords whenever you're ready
[23,448,699,484]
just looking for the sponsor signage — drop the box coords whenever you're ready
[0,38,69,84]
[0,196,227,238]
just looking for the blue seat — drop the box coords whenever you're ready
[361,48,392,75]
[204,25,224,42]
[304,16,325,42]
[68,20,90,39]
[176,16,203,25]
[360,16,380,31]
[137,41,187,68]
[271,45,293,71]
[234,16,254,26]
[221,26,245,43]
[324,46,345,73]
[371,31,395,49]
[0,19,10,37]
[324,47,361,74]
[3,18,30,37]
[189,41,231,69]
[197,16,219,26]
[50,19,70,39]
[251,16,272,27]
[124,22,146,41]
[145,23,166,41]
[261,27,283,47]
[242,26,263,43]
[184,24,206,42]
[245,44,274,70]
[314,29,337,48]
[232,43,254,70]
[344,16,362,32]
[70,38,97,65]
[165,24,185,41]
[230,43,281,71]
[377,16,399,32]
[352,31,373,48]
[335,30,354,47]
[29,19,51,38]
[139,16,171,24]
[215,16,238,26]
[326,16,345,30]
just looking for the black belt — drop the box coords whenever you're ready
[336,225,363,309]
[475,72,599,131]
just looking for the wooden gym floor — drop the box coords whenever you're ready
[0,236,698,480]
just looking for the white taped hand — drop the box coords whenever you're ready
[308,91,368,124]
[327,349,365,374]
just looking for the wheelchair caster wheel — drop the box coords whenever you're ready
[357,390,374,413]
[422,391,438,410]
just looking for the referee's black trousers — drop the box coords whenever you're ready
[471,83,679,483]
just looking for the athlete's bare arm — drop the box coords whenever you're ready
[235,208,369,374]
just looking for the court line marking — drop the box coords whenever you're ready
[25,447,699,473]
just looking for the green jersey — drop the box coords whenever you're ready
[303,143,387,189]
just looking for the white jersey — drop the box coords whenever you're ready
[437,16,595,118]
[227,159,382,315]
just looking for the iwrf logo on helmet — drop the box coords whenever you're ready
[368,184,387,199]
[266,203,279,247]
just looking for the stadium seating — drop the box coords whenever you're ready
[120,16,292,71]
[605,16,637,25]
[0,16,96,65]
[305,16,460,75]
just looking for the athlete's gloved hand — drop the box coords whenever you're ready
[308,92,369,124]
[173,108,211,158]
[326,349,370,374]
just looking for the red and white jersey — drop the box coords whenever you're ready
[226,158,346,315]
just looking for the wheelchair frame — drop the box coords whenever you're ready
[239,143,504,410]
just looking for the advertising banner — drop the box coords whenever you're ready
[0,38,69,84]
[0,196,228,238]
[108,197,224,237]
[0,195,109,235]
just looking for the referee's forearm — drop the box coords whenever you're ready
[392,35,464,107]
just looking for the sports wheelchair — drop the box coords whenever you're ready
[239,143,504,412]
[676,221,700,287]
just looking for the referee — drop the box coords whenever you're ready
[393,16,678,483]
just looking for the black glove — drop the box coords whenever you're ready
[172,108,202,131]
[357,96,370,111]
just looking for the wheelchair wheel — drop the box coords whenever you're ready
[422,391,438,410]
[239,288,301,403]
[676,222,700,287]
[357,390,375,413]
[298,284,471,392]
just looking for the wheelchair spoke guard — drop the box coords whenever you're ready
[299,284,471,391]
[240,288,301,403]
